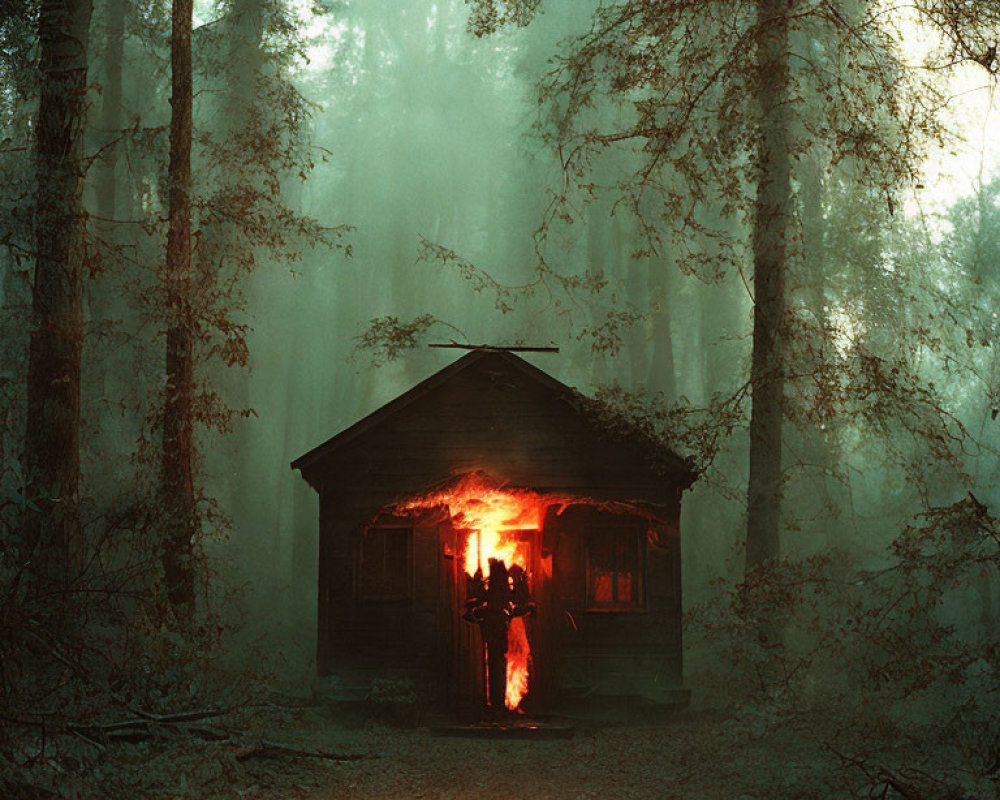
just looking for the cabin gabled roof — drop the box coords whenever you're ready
[291,349,697,492]
[291,350,535,472]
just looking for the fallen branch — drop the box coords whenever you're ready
[187,725,230,741]
[65,719,150,746]
[127,706,232,724]
[234,739,377,763]
[62,707,233,745]
[69,718,147,733]
[825,742,971,800]
[65,725,106,752]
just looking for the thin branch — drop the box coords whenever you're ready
[428,342,559,353]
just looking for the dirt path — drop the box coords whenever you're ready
[299,726,711,799]
[4,705,809,799]
[222,709,748,800]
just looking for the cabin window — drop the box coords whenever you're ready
[586,518,644,610]
[359,525,412,600]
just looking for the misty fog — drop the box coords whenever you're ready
[3,0,1000,796]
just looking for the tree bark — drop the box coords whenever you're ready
[647,265,677,400]
[227,0,264,114]
[95,0,125,228]
[23,0,94,581]
[160,0,196,610]
[745,0,792,573]
[796,151,840,550]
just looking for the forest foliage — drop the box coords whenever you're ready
[1,0,339,777]
[1,0,1000,797]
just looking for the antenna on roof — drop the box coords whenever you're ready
[429,342,559,354]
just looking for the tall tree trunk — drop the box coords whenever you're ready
[160,0,196,610]
[647,272,677,400]
[745,0,792,573]
[95,0,124,228]
[23,0,94,581]
[796,151,839,550]
[228,0,264,112]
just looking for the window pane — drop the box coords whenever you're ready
[588,527,616,606]
[615,529,638,603]
[616,571,634,604]
[587,520,642,609]
[592,571,614,604]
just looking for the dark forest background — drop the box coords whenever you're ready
[2,0,1000,797]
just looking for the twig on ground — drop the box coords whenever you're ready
[235,739,378,763]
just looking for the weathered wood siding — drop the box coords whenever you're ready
[546,505,683,700]
[316,501,449,697]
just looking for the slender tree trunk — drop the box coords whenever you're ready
[86,0,127,425]
[23,0,94,581]
[799,155,825,327]
[228,0,264,111]
[797,151,839,549]
[745,0,792,573]
[648,267,677,400]
[160,0,196,610]
[95,0,125,228]
[613,214,649,388]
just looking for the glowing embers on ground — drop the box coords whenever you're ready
[401,475,547,711]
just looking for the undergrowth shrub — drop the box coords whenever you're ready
[687,494,1000,798]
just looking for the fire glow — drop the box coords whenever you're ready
[402,476,548,710]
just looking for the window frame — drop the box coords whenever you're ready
[584,516,646,612]
[357,520,414,602]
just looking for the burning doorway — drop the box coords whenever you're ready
[401,476,549,715]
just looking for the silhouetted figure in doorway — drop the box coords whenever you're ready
[463,556,535,716]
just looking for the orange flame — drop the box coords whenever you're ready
[401,475,545,710]
[506,616,531,710]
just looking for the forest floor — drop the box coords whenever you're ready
[3,699,840,800]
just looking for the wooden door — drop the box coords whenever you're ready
[441,526,543,717]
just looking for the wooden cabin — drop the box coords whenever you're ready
[291,349,697,716]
